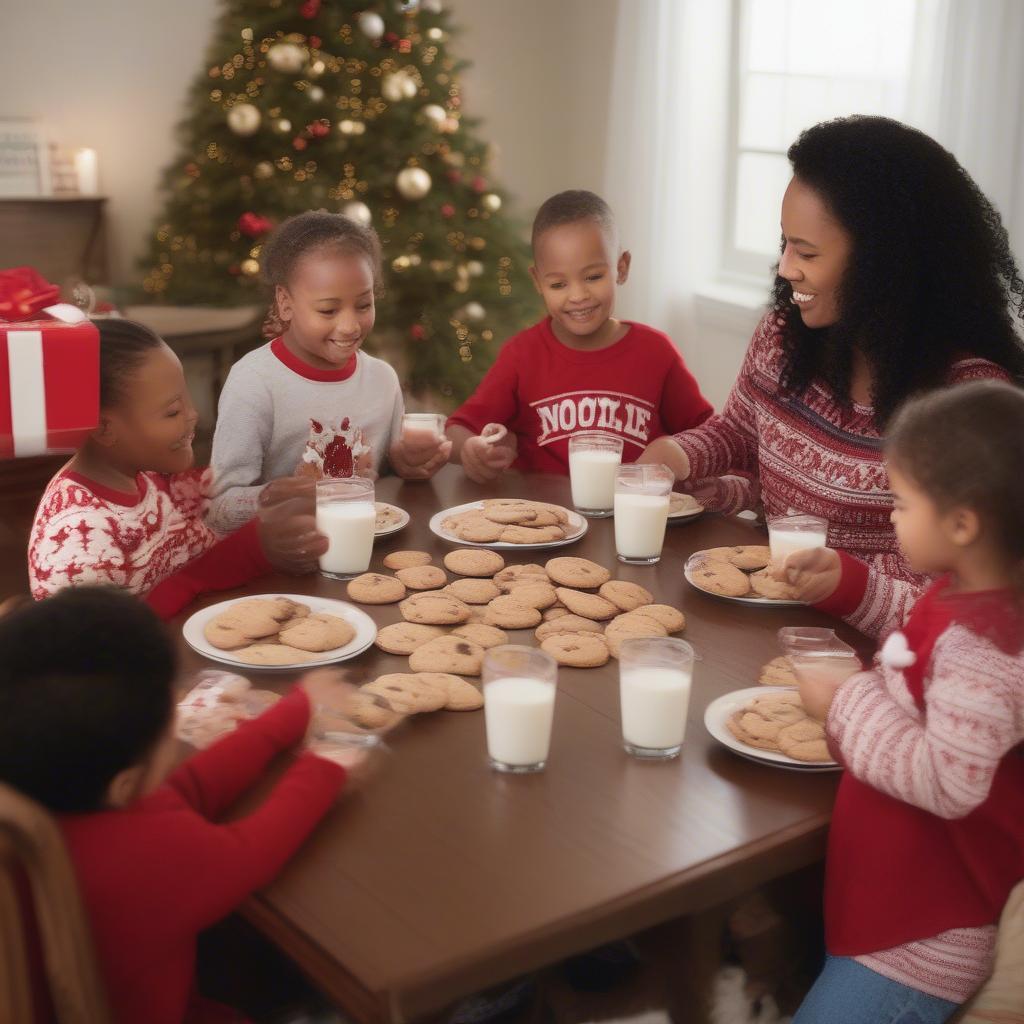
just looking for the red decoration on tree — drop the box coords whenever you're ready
[237,212,274,238]
[308,34,322,48]
[384,31,400,48]
[293,137,308,151]
[308,120,331,138]
[410,324,426,340]
[398,39,412,53]
[446,169,462,184]
[471,175,487,193]
[440,203,455,219]
[300,0,321,18]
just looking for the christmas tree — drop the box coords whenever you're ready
[141,0,537,402]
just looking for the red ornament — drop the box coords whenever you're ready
[384,31,400,48]
[300,0,321,17]
[309,34,322,48]
[293,137,308,151]
[440,203,455,219]
[237,212,274,237]
[471,176,487,193]
[307,120,330,138]
[398,39,412,53]
[446,169,462,184]
[228,264,242,276]
[410,324,426,340]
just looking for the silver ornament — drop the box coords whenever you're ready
[395,166,432,200]
[358,11,386,39]
[227,103,262,136]
[341,200,372,226]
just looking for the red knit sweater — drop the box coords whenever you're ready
[59,689,345,1024]
[671,314,1011,585]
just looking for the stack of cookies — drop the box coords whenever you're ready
[686,545,800,601]
[346,552,687,677]
[725,691,831,763]
[203,597,356,665]
[441,498,581,545]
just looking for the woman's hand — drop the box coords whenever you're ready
[636,436,691,480]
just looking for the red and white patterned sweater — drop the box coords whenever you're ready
[820,555,1024,1002]
[671,314,1011,585]
[28,469,270,619]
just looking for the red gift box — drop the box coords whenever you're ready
[0,266,100,459]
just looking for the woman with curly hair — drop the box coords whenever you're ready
[641,115,1024,606]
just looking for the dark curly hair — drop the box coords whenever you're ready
[771,116,1024,426]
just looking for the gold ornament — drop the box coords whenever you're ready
[481,193,502,212]
[308,59,326,77]
[466,260,484,276]
[254,161,275,179]
[458,344,473,362]
[226,103,262,136]
[275,118,292,133]
[267,41,308,74]
[341,200,372,225]
[241,258,260,276]
[395,166,432,200]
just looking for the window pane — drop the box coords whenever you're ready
[745,0,790,73]
[734,152,791,255]
[739,73,787,150]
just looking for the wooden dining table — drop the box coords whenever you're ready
[171,466,870,1024]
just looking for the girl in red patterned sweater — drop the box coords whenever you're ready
[640,116,1024,596]
[27,318,327,618]
[786,381,1024,1024]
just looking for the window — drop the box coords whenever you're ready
[724,0,918,279]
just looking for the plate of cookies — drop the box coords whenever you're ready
[667,492,705,523]
[684,547,803,606]
[430,498,588,549]
[183,594,378,671]
[375,502,410,537]
[704,686,839,770]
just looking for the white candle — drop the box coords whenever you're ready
[74,148,99,195]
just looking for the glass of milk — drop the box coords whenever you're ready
[568,432,623,517]
[613,463,673,564]
[767,514,828,567]
[789,650,862,720]
[315,477,376,580]
[619,637,695,759]
[482,645,558,773]
[401,412,446,446]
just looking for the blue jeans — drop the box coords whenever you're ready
[793,955,960,1024]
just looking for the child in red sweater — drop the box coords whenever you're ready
[783,381,1024,1023]
[27,318,327,619]
[0,587,366,1024]
[447,190,712,482]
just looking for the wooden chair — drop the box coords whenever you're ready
[0,782,113,1024]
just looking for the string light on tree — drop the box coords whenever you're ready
[481,193,502,212]
[267,41,307,73]
[421,103,447,127]
[358,11,386,39]
[341,200,372,225]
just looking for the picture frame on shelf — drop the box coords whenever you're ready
[0,119,51,197]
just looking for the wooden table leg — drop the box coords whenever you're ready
[662,904,732,1024]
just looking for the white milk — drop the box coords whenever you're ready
[317,501,376,576]
[614,492,670,559]
[620,667,692,750]
[569,448,621,511]
[768,526,827,564]
[791,654,861,689]
[484,676,556,767]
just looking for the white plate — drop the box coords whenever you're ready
[429,500,589,550]
[183,594,377,671]
[375,502,410,537]
[704,685,840,770]
[684,553,804,607]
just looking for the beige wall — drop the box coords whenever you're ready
[0,0,616,284]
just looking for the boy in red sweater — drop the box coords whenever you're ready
[447,190,712,482]
[0,587,366,1024]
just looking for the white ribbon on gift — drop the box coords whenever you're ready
[6,303,89,457]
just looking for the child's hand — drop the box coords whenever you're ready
[461,426,516,483]
[771,547,841,604]
[795,663,860,722]
[299,667,360,717]
[256,476,327,574]
[636,436,690,480]
[388,435,452,480]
